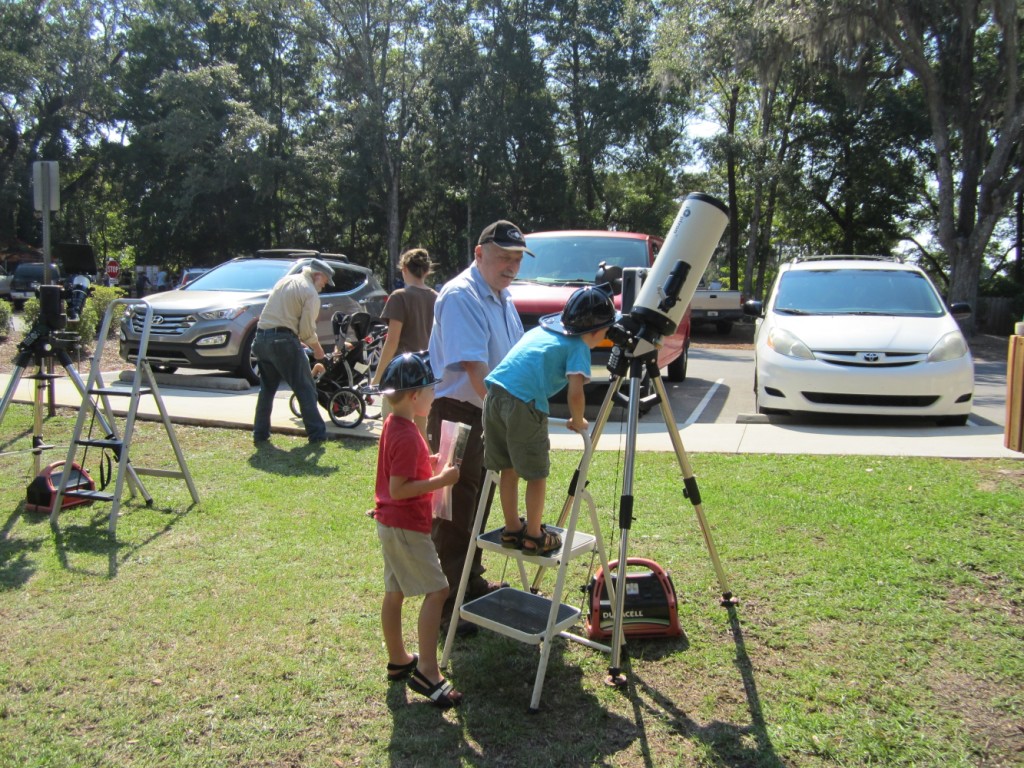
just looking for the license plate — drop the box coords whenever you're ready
[707,310,718,317]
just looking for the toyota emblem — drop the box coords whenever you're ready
[862,352,879,362]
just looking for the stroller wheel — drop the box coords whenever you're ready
[329,388,365,428]
[289,393,302,418]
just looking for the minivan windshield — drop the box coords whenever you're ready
[518,235,648,284]
[772,269,946,317]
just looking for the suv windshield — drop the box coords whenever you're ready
[183,260,291,291]
[518,235,649,283]
[773,269,945,317]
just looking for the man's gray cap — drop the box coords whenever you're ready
[308,258,335,286]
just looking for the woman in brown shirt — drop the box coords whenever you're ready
[373,248,438,436]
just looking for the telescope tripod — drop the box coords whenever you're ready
[561,349,737,686]
[0,323,147,497]
[0,326,81,474]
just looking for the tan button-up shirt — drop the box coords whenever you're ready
[257,269,321,347]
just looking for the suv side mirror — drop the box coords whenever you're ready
[744,299,763,317]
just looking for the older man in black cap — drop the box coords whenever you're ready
[428,220,533,633]
[253,259,335,444]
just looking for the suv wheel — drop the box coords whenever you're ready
[236,329,261,384]
[665,345,688,382]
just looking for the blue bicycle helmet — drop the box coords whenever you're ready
[373,351,441,394]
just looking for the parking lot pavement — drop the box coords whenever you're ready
[4,370,1018,459]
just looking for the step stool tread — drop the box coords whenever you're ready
[460,588,579,643]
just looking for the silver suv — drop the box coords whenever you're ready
[119,251,387,383]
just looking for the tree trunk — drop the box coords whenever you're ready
[726,85,740,292]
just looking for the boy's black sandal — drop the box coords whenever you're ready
[408,669,463,709]
[521,529,562,555]
[386,654,418,681]
[500,518,555,549]
[500,518,527,548]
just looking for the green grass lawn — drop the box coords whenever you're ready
[1,403,1021,767]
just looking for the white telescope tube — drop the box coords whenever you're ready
[631,192,729,337]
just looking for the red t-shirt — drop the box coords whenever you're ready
[374,414,434,533]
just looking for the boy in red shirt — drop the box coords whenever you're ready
[370,352,463,708]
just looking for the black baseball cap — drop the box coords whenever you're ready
[478,220,535,256]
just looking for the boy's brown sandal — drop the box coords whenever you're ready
[521,529,562,555]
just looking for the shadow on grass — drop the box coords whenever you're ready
[0,503,42,589]
[384,638,637,766]
[624,604,783,768]
[51,502,189,578]
[247,440,336,477]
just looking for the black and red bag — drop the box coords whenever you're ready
[584,557,682,640]
[25,461,96,513]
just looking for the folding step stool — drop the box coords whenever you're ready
[51,298,200,535]
[440,431,616,712]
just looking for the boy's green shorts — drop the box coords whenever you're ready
[483,385,550,481]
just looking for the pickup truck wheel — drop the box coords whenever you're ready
[236,329,261,385]
[665,345,688,382]
[716,321,733,334]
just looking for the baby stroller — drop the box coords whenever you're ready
[290,311,388,428]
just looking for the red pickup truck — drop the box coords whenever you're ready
[508,229,691,383]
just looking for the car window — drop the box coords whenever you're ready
[14,264,60,280]
[773,269,945,317]
[324,263,367,294]
[183,260,290,291]
[519,236,649,283]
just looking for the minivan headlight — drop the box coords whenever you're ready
[927,331,969,362]
[198,307,247,321]
[767,327,814,360]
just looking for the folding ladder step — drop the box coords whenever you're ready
[75,438,123,449]
[476,525,596,564]
[89,387,152,396]
[62,489,116,503]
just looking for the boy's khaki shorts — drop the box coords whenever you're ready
[483,385,550,480]
[377,522,449,596]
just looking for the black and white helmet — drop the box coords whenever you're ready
[373,351,440,394]
[539,284,619,336]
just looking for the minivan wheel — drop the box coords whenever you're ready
[237,329,260,385]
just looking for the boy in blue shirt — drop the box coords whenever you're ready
[483,285,618,555]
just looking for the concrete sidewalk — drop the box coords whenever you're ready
[2,369,1020,459]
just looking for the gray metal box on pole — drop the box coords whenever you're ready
[32,161,60,285]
